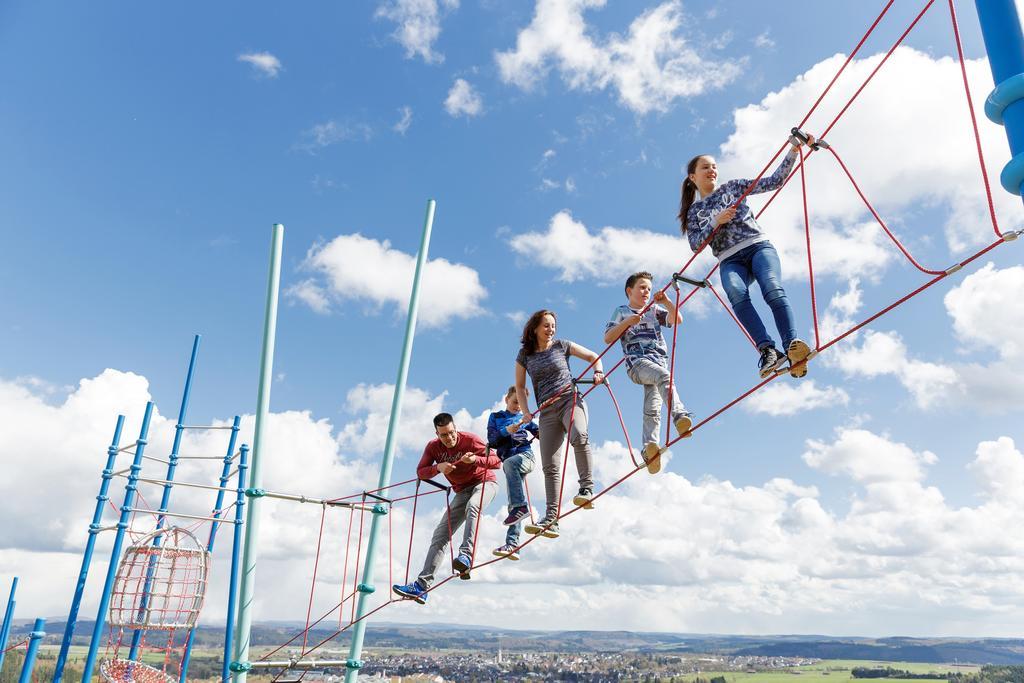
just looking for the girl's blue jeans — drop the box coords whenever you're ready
[719,241,797,352]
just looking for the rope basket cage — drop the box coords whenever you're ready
[109,526,209,631]
[100,658,176,683]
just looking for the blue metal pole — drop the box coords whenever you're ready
[179,415,241,682]
[222,445,249,683]
[976,0,1024,198]
[129,335,201,661]
[81,402,155,683]
[344,199,436,683]
[0,577,18,673]
[17,618,45,683]
[52,416,126,683]
[231,224,284,681]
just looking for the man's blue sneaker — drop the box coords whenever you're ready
[452,553,472,580]
[392,581,428,604]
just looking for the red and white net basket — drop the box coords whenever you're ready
[99,658,175,683]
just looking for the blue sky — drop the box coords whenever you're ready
[2,0,1024,637]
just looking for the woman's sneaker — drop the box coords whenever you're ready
[502,506,530,526]
[758,345,784,378]
[572,488,595,509]
[525,516,560,538]
[492,544,521,561]
[673,412,694,439]
[642,443,662,475]
[787,339,811,378]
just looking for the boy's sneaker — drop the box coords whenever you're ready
[787,339,811,378]
[525,516,560,538]
[502,506,530,526]
[452,553,472,580]
[539,520,560,538]
[642,443,662,475]
[758,345,784,378]
[492,544,521,561]
[572,488,595,509]
[392,581,428,605]
[674,412,695,439]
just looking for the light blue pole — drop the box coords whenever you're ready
[222,445,249,683]
[231,224,284,681]
[82,402,155,683]
[976,0,1024,199]
[17,618,45,683]
[129,335,201,661]
[52,416,126,683]
[344,199,436,683]
[179,415,241,682]
[0,577,18,673]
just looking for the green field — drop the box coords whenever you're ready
[673,659,982,683]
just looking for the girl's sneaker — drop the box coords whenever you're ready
[787,339,811,378]
[572,488,595,509]
[642,443,662,475]
[492,544,521,561]
[525,516,560,538]
[502,506,530,526]
[758,346,784,378]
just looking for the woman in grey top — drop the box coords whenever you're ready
[514,309,604,539]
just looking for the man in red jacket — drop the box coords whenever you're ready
[392,412,500,605]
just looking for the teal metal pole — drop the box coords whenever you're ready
[0,577,17,673]
[231,224,284,681]
[344,199,436,682]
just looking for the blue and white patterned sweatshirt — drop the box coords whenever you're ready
[685,148,798,261]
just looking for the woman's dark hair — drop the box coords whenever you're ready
[678,155,708,234]
[520,309,557,354]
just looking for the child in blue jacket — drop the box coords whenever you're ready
[487,385,539,560]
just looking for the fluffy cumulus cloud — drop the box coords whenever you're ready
[444,78,483,117]
[287,233,488,328]
[3,372,1024,635]
[744,379,850,417]
[495,0,744,114]
[237,51,283,78]
[717,47,1023,280]
[375,0,459,64]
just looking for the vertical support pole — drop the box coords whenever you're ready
[0,577,18,674]
[53,416,125,682]
[130,335,201,661]
[179,415,241,682]
[82,402,155,683]
[17,618,45,683]
[975,0,1024,198]
[231,224,284,681]
[222,445,249,683]
[344,199,436,682]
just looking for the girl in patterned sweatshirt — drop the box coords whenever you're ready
[678,133,815,378]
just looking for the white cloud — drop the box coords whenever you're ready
[945,263,1024,360]
[289,233,487,328]
[495,0,744,115]
[444,78,483,117]
[376,0,459,64]
[393,105,413,135]
[753,30,775,50]
[238,51,282,78]
[744,380,850,417]
[295,120,373,152]
[4,373,1024,635]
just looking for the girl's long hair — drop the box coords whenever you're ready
[520,309,556,354]
[678,155,707,234]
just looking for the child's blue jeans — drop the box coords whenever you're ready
[502,451,534,546]
[720,241,798,351]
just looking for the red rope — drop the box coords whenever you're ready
[338,506,354,629]
[603,380,640,468]
[404,480,421,585]
[707,282,757,348]
[554,390,579,518]
[665,284,682,446]
[350,496,367,625]
[799,145,822,350]
[302,505,327,652]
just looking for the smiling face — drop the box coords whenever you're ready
[534,313,556,348]
[627,277,653,309]
[435,421,459,448]
[689,155,718,195]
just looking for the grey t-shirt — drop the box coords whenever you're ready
[516,339,575,406]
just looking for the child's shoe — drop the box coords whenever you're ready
[525,515,560,538]
[392,581,428,604]
[492,544,521,561]
[787,339,811,378]
[642,443,662,474]
[452,553,472,580]
[502,506,530,526]
[572,488,595,509]
[674,412,694,439]
[758,345,784,378]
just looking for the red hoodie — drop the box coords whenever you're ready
[416,431,500,493]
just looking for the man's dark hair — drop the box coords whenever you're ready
[433,412,455,429]
[625,270,654,295]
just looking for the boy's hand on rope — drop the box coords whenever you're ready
[625,313,643,327]
[593,370,605,385]
[652,291,671,306]
[714,206,737,226]
[460,453,477,465]
[437,462,455,475]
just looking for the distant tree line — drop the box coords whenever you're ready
[852,666,949,679]
[947,665,1024,683]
